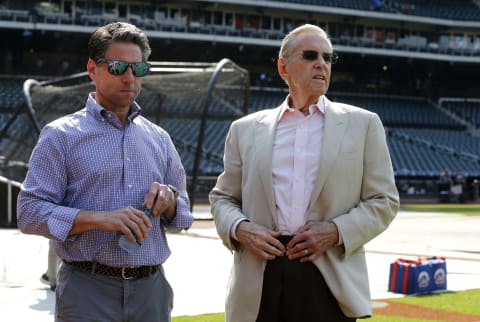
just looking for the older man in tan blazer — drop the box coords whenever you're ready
[210,24,399,322]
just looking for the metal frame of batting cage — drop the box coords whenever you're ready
[189,58,250,210]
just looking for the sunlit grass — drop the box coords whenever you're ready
[400,203,480,215]
[172,289,480,322]
[173,313,224,322]
[387,289,480,315]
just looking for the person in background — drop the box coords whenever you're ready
[17,22,194,322]
[439,168,452,185]
[438,168,452,202]
[451,168,466,203]
[210,24,399,322]
[40,240,61,291]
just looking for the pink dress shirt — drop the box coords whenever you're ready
[232,96,336,240]
[272,96,325,234]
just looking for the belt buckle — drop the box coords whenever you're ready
[121,267,135,280]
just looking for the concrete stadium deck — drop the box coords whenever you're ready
[1,207,479,321]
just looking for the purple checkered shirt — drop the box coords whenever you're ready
[17,93,194,266]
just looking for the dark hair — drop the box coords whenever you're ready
[88,22,151,62]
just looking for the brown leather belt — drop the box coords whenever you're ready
[65,261,161,280]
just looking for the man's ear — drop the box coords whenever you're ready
[86,59,96,81]
[277,57,288,82]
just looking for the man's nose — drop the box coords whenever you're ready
[122,66,136,80]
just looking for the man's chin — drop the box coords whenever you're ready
[121,94,138,104]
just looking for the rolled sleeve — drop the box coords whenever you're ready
[162,138,194,232]
[49,206,80,241]
[163,192,194,232]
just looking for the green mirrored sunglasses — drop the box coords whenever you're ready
[95,58,151,77]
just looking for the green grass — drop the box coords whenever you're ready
[369,289,480,322]
[173,313,224,322]
[400,203,480,215]
[369,317,432,322]
[387,289,480,316]
[172,314,431,322]
[172,289,480,322]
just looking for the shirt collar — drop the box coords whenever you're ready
[278,95,326,120]
[87,92,142,123]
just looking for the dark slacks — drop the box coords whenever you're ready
[256,236,356,322]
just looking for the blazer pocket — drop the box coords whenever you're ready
[339,138,362,160]
[339,148,361,160]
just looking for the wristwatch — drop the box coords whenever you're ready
[167,184,179,199]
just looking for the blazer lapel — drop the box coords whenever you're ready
[309,99,350,209]
[254,108,281,226]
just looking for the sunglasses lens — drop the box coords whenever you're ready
[302,50,318,61]
[325,53,338,64]
[98,59,149,77]
[300,51,338,64]
[108,60,129,75]
[132,62,150,77]
[322,53,333,64]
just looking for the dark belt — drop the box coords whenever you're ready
[65,261,161,280]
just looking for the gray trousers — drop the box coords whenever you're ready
[55,262,173,322]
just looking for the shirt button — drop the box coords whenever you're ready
[126,157,130,161]
[127,184,133,188]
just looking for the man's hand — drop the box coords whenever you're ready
[286,221,339,262]
[143,182,178,222]
[70,206,152,243]
[236,221,285,260]
[69,181,179,241]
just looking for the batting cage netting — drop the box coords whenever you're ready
[0,59,249,205]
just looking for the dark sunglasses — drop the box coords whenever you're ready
[95,58,151,77]
[302,50,338,64]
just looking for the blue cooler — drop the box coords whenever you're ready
[388,257,447,294]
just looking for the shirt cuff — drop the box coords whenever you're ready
[230,218,249,241]
[329,220,343,246]
[337,228,343,246]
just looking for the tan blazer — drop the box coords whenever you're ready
[210,97,399,322]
